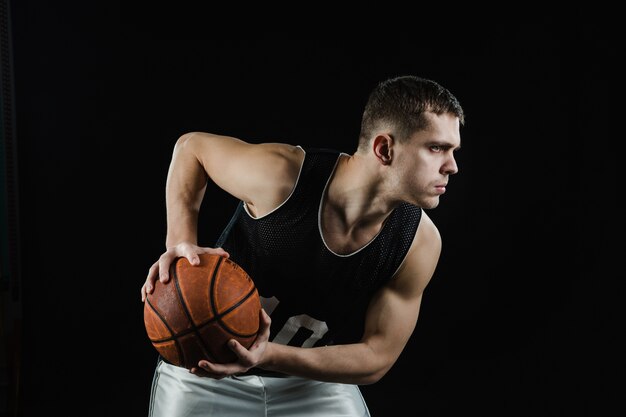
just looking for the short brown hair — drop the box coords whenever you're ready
[358,75,465,152]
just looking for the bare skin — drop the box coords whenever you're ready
[141,111,461,384]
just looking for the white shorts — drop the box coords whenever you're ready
[149,359,371,417]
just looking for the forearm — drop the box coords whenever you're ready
[165,204,203,247]
[165,134,209,247]
[260,341,390,385]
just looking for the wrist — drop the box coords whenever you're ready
[259,342,278,370]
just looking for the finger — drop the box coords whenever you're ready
[257,309,271,341]
[179,246,201,266]
[141,282,152,302]
[158,253,175,283]
[198,359,242,376]
[228,339,245,354]
[188,253,200,265]
[189,367,224,379]
[226,340,255,367]
[197,247,230,259]
[142,260,160,301]
[145,261,159,289]
[260,308,271,326]
[213,247,230,258]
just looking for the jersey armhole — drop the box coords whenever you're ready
[242,145,306,220]
[389,206,423,279]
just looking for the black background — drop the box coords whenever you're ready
[6,2,623,416]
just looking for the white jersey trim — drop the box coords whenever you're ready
[242,145,306,220]
[317,152,386,258]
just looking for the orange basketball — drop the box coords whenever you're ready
[143,253,261,368]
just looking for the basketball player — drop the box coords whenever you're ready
[141,75,464,416]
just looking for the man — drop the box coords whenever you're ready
[141,75,464,416]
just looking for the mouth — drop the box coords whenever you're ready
[434,184,447,194]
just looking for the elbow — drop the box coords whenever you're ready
[359,374,382,386]
[358,361,393,385]
[173,132,212,162]
[355,342,397,385]
[175,132,199,149]
[360,370,388,385]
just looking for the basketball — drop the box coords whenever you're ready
[143,253,261,369]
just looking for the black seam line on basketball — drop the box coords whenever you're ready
[145,297,179,343]
[150,316,221,343]
[148,261,222,349]
[168,262,186,363]
[150,258,256,344]
[149,311,255,343]
[198,255,225,360]
[209,257,222,322]
[216,287,260,338]
[146,277,184,362]
[173,257,215,363]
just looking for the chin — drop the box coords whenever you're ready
[416,198,439,209]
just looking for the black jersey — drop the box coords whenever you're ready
[215,146,422,347]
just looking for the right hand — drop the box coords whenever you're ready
[191,308,272,379]
[141,243,230,302]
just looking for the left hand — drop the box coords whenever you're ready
[190,309,272,379]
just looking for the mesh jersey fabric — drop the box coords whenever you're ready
[215,146,422,346]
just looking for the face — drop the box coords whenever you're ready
[391,112,461,209]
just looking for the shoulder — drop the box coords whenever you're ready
[177,132,305,212]
[179,131,304,178]
[390,210,442,296]
[243,143,305,216]
[247,142,305,190]
[179,131,303,165]
[258,142,306,172]
[412,211,442,256]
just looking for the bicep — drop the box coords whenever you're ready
[361,285,424,370]
[361,214,442,368]
[180,132,299,205]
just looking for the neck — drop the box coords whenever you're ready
[324,153,400,233]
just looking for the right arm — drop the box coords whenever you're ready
[141,131,304,301]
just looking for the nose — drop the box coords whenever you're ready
[442,154,458,175]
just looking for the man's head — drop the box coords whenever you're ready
[357,75,464,153]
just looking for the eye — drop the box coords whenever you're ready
[430,145,443,152]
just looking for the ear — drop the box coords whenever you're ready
[372,134,394,165]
